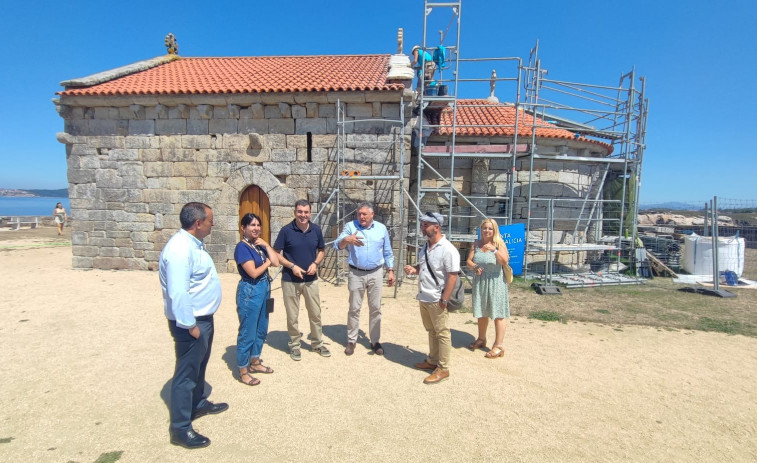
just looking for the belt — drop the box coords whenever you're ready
[349,264,381,272]
[196,315,214,321]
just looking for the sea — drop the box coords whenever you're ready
[0,197,71,217]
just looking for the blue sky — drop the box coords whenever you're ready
[1,0,754,203]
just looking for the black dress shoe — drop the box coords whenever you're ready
[170,429,210,449]
[371,342,384,356]
[191,401,229,420]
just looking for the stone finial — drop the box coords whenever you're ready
[397,28,404,54]
[164,33,179,55]
[486,69,499,103]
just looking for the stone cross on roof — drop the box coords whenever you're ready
[164,33,178,55]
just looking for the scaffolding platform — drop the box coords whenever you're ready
[540,272,646,288]
[528,243,618,252]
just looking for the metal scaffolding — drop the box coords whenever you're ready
[410,0,649,286]
[314,98,407,297]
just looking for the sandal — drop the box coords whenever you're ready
[249,363,274,374]
[485,345,505,359]
[239,370,261,386]
[468,338,487,350]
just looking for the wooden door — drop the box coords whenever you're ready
[238,185,271,242]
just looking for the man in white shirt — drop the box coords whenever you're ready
[159,202,227,449]
[403,212,460,384]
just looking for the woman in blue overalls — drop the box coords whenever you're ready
[234,213,279,386]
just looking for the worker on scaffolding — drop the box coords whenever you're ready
[411,45,436,91]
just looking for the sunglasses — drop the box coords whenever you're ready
[422,212,441,225]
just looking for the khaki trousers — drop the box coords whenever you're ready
[282,280,323,350]
[419,300,450,370]
[347,268,383,344]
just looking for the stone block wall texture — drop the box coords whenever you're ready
[56,91,410,273]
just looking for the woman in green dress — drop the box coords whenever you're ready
[466,218,510,358]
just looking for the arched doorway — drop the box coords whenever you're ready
[238,185,271,242]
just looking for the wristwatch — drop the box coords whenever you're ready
[440,299,448,304]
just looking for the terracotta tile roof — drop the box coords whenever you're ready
[60,55,403,96]
[431,99,612,152]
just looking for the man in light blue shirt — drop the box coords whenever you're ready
[159,202,227,449]
[335,202,395,356]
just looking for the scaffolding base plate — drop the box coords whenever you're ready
[531,283,563,295]
[678,287,737,298]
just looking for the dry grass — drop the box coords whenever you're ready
[513,279,757,336]
[453,248,757,337]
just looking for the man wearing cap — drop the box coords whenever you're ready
[403,211,460,384]
[335,202,395,356]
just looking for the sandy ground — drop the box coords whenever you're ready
[1,227,756,462]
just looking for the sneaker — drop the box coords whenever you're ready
[290,348,301,361]
[313,345,331,357]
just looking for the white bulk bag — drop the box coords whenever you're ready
[681,233,745,276]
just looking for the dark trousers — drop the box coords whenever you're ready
[167,316,214,434]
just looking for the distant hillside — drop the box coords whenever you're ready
[639,202,703,211]
[24,189,69,198]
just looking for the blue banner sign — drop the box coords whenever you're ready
[501,223,525,275]
[475,222,526,275]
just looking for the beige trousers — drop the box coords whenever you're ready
[282,280,323,350]
[419,300,451,370]
[347,268,384,344]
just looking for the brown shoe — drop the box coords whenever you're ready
[413,360,437,371]
[423,368,449,385]
[345,342,356,356]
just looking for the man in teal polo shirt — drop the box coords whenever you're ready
[274,199,330,361]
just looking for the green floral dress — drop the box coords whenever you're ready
[472,247,510,319]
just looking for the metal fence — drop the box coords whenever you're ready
[637,196,756,296]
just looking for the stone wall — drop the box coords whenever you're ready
[55,90,411,272]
